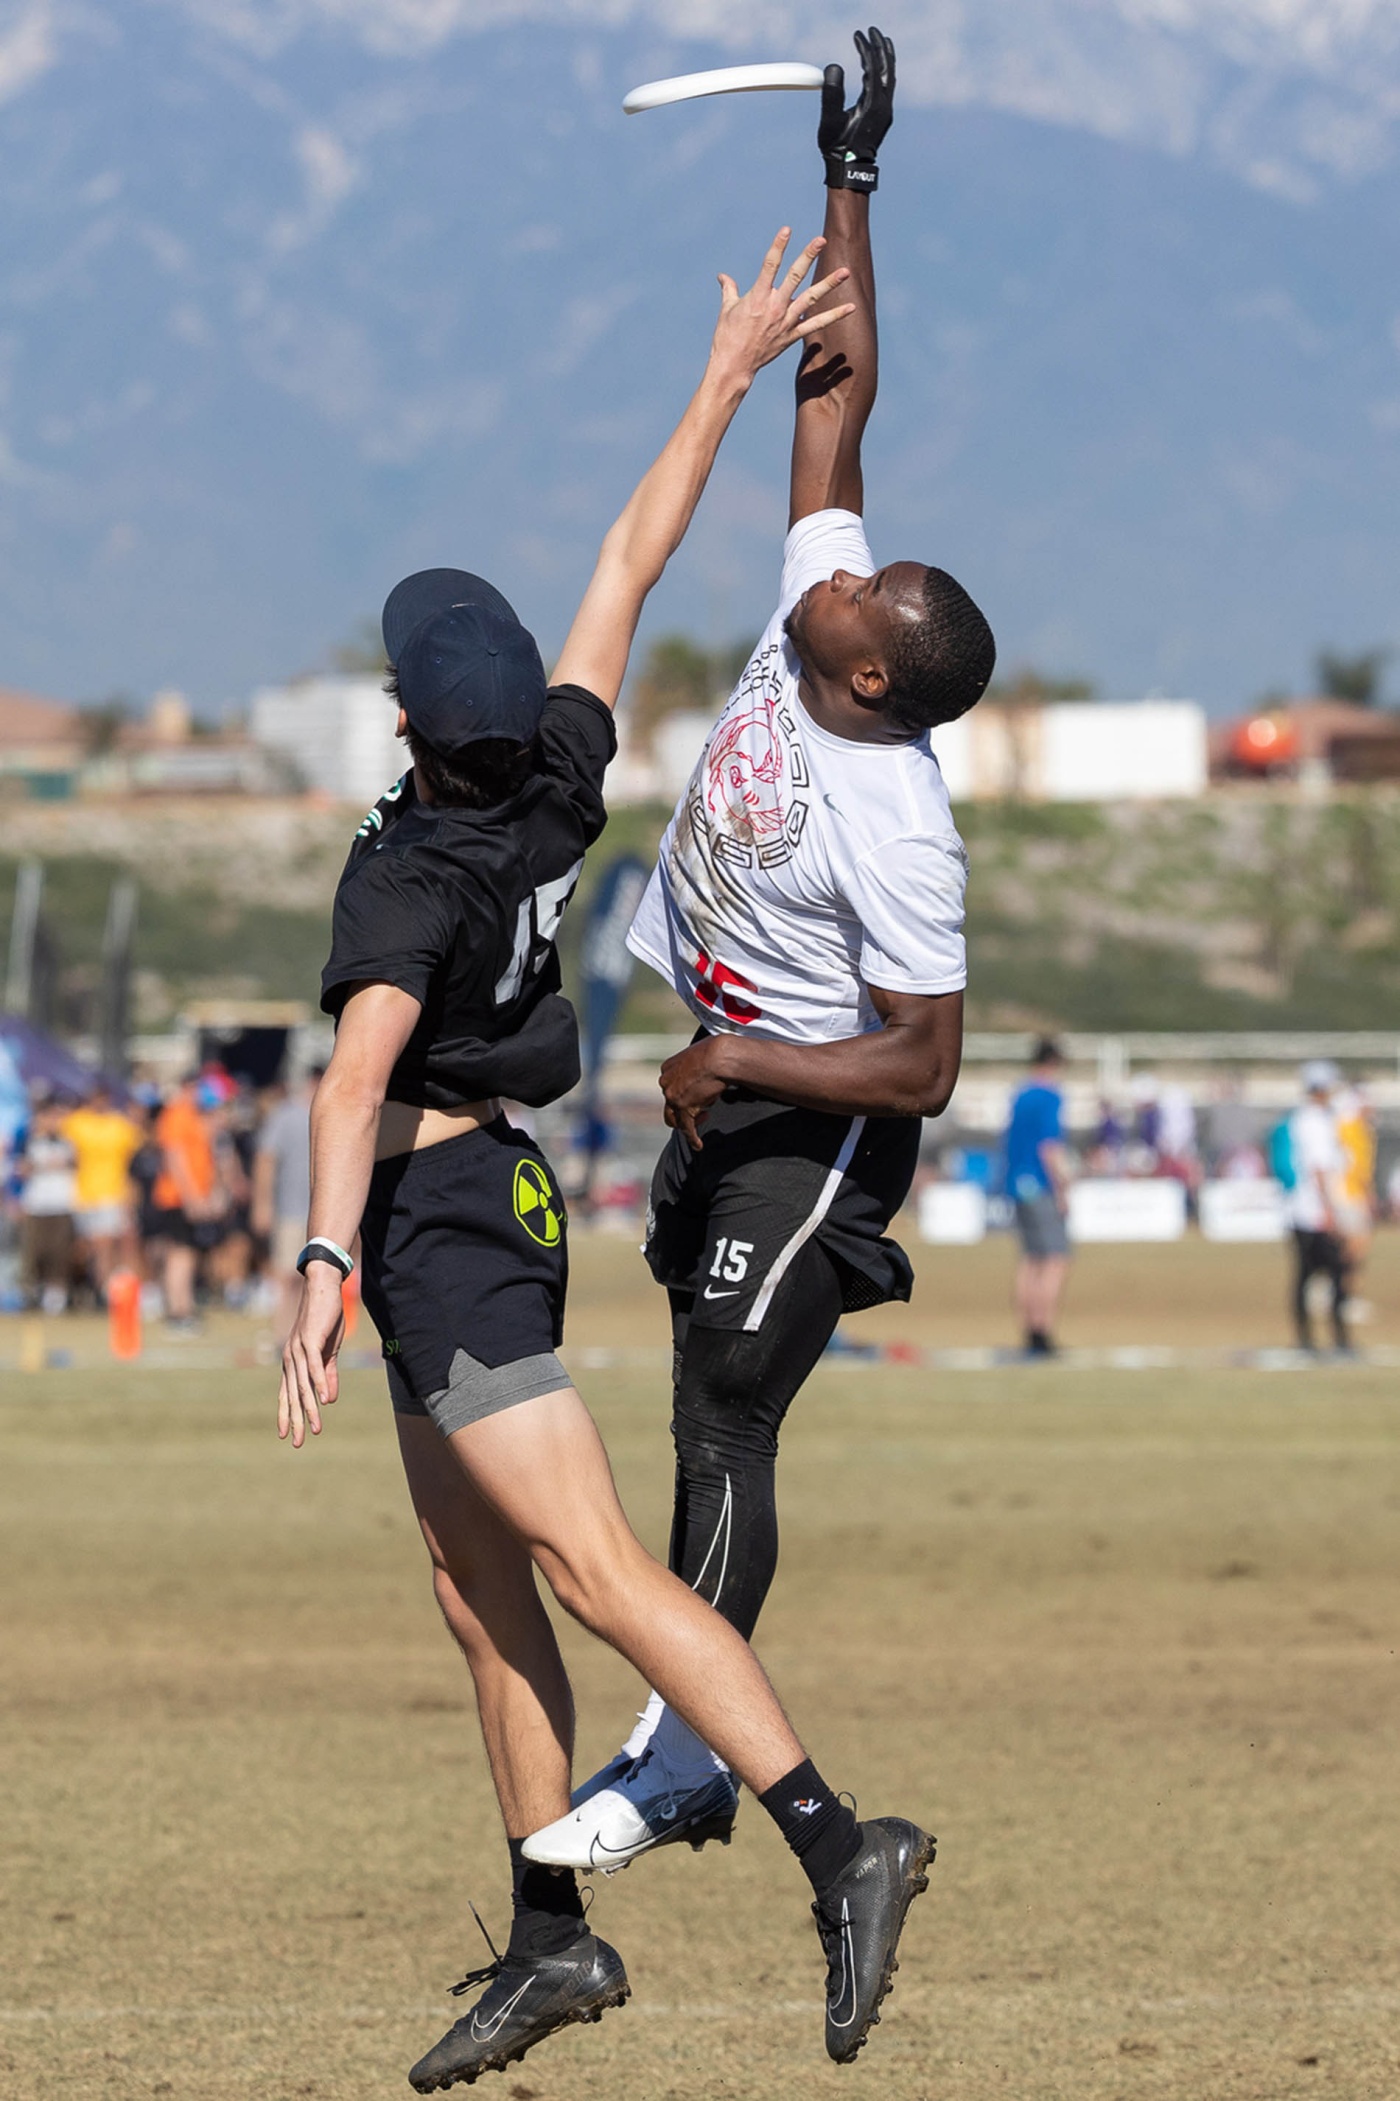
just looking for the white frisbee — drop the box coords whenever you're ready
[623,62,825,116]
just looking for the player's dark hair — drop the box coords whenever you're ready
[884,568,996,735]
[1031,1036,1063,1067]
[385,665,536,809]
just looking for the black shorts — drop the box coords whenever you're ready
[149,1207,227,1253]
[645,1093,919,1332]
[360,1117,572,1434]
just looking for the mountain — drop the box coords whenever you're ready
[0,0,1396,713]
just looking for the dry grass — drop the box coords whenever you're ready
[2,1235,1399,2100]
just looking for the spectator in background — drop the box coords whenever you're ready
[1156,1081,1200,1190]
[19,1095,78,1314]
[152,1073,222,1331]
[1286,1061,1350,1355]
[1333,1084,1377,1305]
[1129,1074,1162,1171]
[1005,1038,1073,1358]
[1087,1098,1126,1175]
[127,1097,164,1290]
[62,1084,142,1298]
[205,1088,254,1307]
[251,1065,320,1340]
[1204,1077,1262,1178]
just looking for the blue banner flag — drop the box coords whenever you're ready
[576,854,649,1165]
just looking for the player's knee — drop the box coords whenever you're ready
[532,1526,644,1639]
[674,1327,783,1463]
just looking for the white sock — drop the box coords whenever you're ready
[619,1689,665,1761]
[653,1701,729,1778]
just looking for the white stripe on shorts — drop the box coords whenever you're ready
[742,1116,865,1333]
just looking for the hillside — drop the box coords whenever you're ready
[3,790,1399,1040]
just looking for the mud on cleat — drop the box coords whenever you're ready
[814,1816,936,2065]
[522,1746,739,1873]
[407,1913,629,2092]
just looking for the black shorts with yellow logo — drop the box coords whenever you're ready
[359,1116,572,1437]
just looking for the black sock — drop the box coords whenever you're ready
[758,1759,862,1901]
[505,1838,586,1960]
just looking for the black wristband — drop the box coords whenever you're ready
[296,1237,354,1281]
[824,153,878,192]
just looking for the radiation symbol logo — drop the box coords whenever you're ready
[513,1157,564,1247]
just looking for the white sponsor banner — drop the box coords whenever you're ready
[1068,1177,1186,1242]
[918,1182,988,1245]
[1199,1178,1288,1242]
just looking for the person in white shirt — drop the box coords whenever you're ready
[526,33,994,1883]
[19,1096,78,1315]
[1286,1060,1350,1353]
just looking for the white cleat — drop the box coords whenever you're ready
[524,1747,740,1874]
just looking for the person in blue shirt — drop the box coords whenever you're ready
[1005,1038,1072,1356]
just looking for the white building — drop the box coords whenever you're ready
[249,677,402,805]
[932,699,1208,802]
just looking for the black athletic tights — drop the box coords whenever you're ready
[666,1240,846,1641]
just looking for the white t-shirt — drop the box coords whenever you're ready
[627,510,967,1044]
[1287,1100,1345,1231]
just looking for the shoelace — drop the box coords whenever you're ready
[449,1903,504,1998]
[810,1899,848,1998]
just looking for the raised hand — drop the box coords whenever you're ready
[819,25,896,190]
[709,228,855,385]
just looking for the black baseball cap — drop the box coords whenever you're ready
[381,568,548,755]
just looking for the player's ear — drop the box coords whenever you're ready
[396,707,410,738]
[851,660,890,704]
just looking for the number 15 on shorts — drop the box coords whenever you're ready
[709,1237,753,1283]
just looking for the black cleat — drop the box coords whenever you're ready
[813,1816,936,2064]
[408,1928,629,2092]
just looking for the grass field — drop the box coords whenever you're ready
[3,1237,1399,2101]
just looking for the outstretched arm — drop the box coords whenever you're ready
[552,231,853,709]
[789,27,895,526]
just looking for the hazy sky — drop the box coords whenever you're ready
[0,0,1396,713]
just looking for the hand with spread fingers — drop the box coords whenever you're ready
[819,25,896,192]
[709,226,856,387]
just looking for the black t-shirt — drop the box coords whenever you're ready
[320,685,615,1109]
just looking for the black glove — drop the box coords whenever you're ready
[819,26,896,192]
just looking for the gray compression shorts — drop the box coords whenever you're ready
[387,1346,572,1438]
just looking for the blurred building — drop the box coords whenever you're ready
[1211,699,1400,785]
[933,699,1208,801]
[0,689,85,798]
[249,676,401,804]
[88,689,283,795]
[609,697,1210,806]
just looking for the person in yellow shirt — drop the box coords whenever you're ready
[1334,1085,1377,1296]
[62,1085,142,1295]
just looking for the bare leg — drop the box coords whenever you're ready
[1028,1254,1070,1335]
[1013,1255,1038,1333]
[163,1242,196,1320]
[448,1386,804,1797]
[397,1415,575,1837]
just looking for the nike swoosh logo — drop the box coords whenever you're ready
[830,1899,859,2028]
[703,1286,740,1300]
[823,793,845,817]
[470,1977,533,2041]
